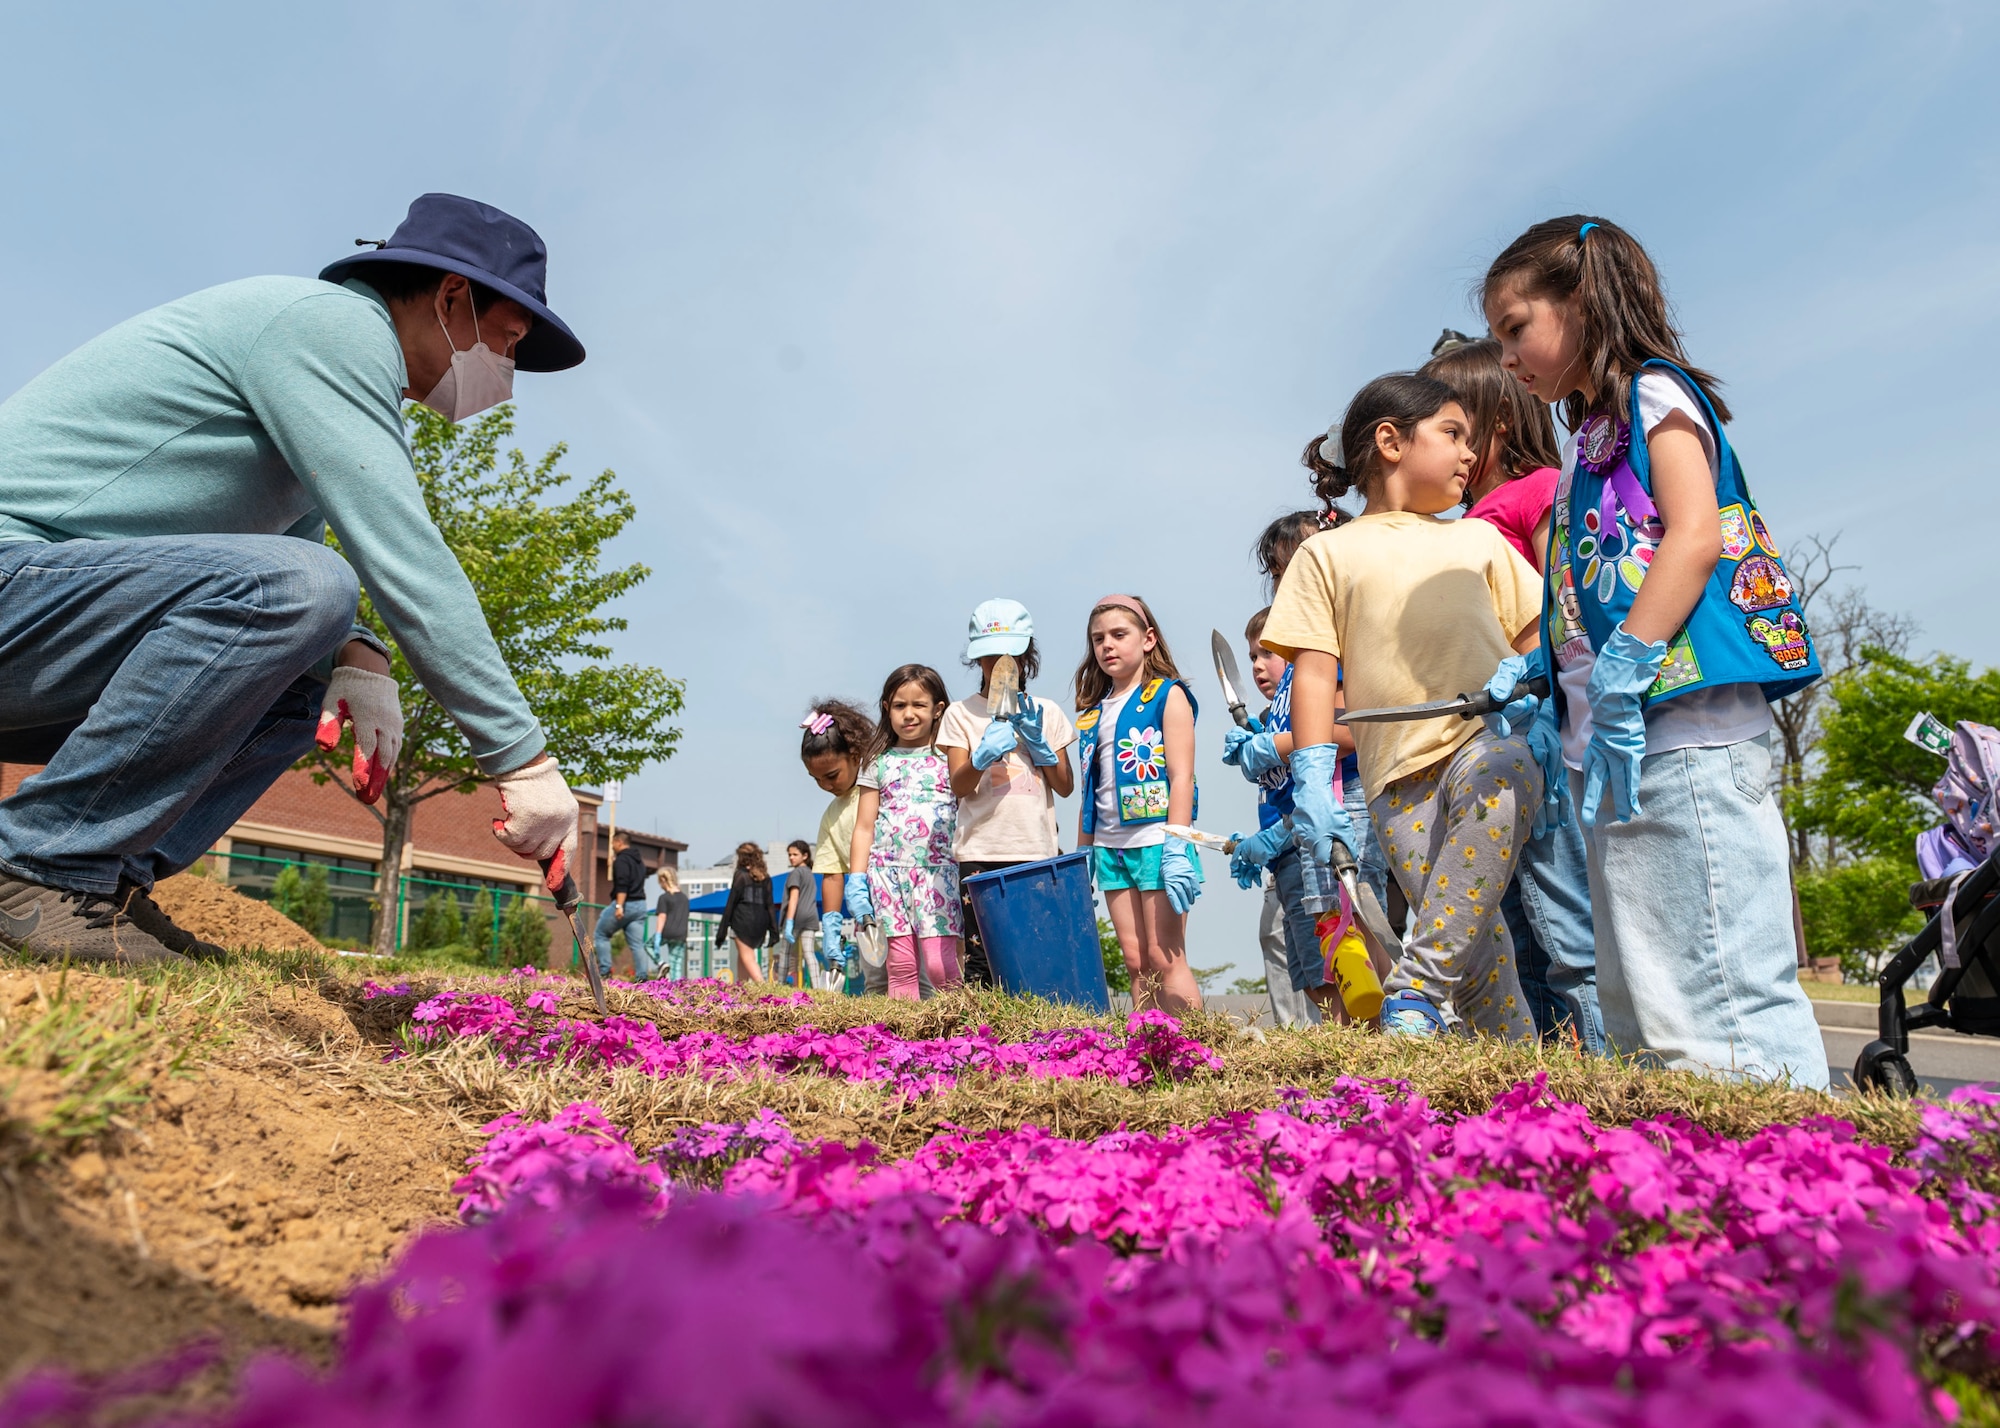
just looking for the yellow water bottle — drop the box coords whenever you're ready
[1315,911,1383,1020]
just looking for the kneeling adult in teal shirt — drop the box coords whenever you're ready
[0,194,588,961]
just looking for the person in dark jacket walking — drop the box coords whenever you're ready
[594,831,652,979]
[717,841,777,983]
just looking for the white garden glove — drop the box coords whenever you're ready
[491,758,582,893]
[315,666,403,805]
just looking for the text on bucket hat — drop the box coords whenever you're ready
[965,598,1033,659]
[318,193,584,373]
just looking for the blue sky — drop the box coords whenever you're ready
[3,2,1996,980]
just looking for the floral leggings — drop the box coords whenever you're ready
[1369,730,1540,1040]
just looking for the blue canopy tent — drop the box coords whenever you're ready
[687,880,820,915]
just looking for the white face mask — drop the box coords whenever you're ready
[419,297,515,422]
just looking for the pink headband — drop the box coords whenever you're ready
[800,712,834,735]
[1091,594,1149,626]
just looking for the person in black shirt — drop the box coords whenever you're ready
[653,864,690,981]
[717,841,777,983]
[594,831,653,979]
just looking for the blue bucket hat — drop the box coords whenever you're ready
[318,193,585,372]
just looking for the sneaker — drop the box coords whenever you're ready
[0,872,185,964]
[117,880,227,961]
[1381,991,1447,1037]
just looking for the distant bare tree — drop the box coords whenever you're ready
[1772,532,1917,864]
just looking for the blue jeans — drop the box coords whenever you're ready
[1571,732,1828,1089]
[1501,783,1604,1053]
[595,901,652,979]
[0,535,358,893]
[1271,778,1391,995]
[658,939,688,980]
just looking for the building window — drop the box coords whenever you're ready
[226,843,380,946]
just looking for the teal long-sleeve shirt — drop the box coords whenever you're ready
[0,276,544,775]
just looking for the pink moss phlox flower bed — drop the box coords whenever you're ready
[403,985,1223,1093]
[16,1083,2000,1426]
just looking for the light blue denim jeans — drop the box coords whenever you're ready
[659,940,688,981]
[0,535,359,893]
[1571,731,1828,1089]
[595,901,653,979]
[1503,781,1605,1054]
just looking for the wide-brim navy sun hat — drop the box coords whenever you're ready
[319,193,585,372]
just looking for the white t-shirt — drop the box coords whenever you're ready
[1089,684,1167,850]
[937,693,1077,862]
[1555,369,1774,770]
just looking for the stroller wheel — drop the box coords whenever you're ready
[1852,1039,1919,1098]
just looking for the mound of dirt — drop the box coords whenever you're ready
[0,968,473,1392]
[151,874,326,954]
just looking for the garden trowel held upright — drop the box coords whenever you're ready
[987,653,1021,719]
[542,854,607,1014]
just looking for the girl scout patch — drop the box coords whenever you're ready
[1748,611,1811,671]
[1749,510,1780,556]
[1729,555,1794,613]
[1718,504,1754,561]
[1647,629,1703,698]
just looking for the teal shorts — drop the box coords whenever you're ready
[1091,843,1204,892]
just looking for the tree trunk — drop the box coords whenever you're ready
[372,792,415,958]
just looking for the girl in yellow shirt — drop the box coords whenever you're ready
[1262,372,1543,1039]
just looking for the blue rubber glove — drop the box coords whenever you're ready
[1008,699,1057,766]
[1227,822,1292,890]
[842,872,875,920]
[819,909,845,966]
[1222,727,1284,781]
[1160,837,1202,914]
[1481,649,1546,739]
[1287,744,1357,867]
[971,718,1018,770]
[784,917,795,942]
[1580,625,1666,828]
[1524,698,1568,840]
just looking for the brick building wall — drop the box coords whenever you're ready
[0,762,684,953]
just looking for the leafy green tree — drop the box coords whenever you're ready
[409,889,464,952]
[306,404,685,956]
[1229,974,1268,996]
[1190,965,1232,993]
[501,894,553,968]
[296,863,332,939]
[270,864,303,923]
[466,889,498,961]
[1790,647,2000,972]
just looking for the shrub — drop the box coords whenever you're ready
[501,895,552,968]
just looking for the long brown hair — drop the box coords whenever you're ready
[874,663,949,748]
[733,841,768,881]
[1255,508,1324,595]
[1072,595,1181,711]
[1420,338,1561,493]
[799,697,881,767]
[1481,215,1729,431]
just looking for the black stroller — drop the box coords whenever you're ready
[1853,849,2000,1096]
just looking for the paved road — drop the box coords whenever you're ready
[1203,990,2000,1094]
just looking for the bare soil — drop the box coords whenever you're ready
[0,967,472,1396]
[149,874,325,955]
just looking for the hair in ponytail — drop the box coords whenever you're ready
[799,698,881,766]
[1420,337,1561,491]
[1481,215,1729,431]
[1301,372,1461,507]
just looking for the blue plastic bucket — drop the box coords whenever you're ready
[963,852,1109,1011]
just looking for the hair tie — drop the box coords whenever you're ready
[1578,222,1599,240]
[800,712,834,735]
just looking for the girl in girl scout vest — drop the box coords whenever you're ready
[1073,595,1204,1013]
[1481,215,1827,1090]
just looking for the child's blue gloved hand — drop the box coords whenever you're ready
[1581,625,1665,827]
[1287,744,1357,867]
[1222,727,1284,781]
[819,908,844,961]
[1008,700,1058,766]
[1525,699,1568,840]
[971,718,1018,770]
[783,916,795,942]
[1160,837,1202,914]
[1482,649,1546,739]
[1227,822,1291,890]
[842,873,874,920]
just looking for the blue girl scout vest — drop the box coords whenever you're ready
[1076,677,1198,835]
[1543,359,1821,713]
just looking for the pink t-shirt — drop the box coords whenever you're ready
[1465,466,1558,569]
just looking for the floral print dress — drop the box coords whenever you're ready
[862,746,962,938]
